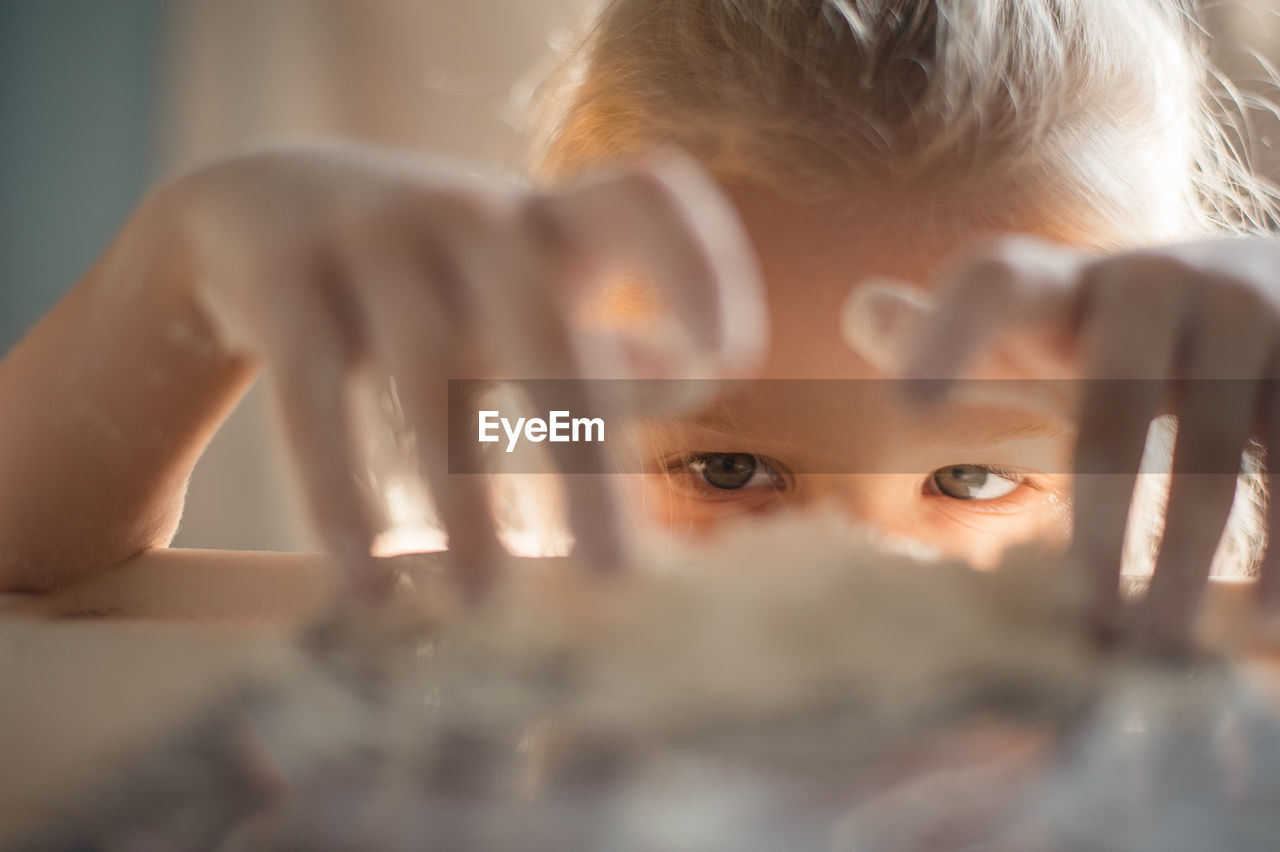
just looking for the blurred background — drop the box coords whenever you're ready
[0,0,1277,553]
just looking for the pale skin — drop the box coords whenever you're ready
[1,140,1278,655]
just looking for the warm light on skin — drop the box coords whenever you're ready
[629,184,1083,568]
[378,183,1088,566]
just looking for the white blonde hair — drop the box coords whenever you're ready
[528,0,1279,244]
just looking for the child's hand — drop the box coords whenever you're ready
[842,234,1280,651]
[158,142,766,599]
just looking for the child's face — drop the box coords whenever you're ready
[635,184,1078,567]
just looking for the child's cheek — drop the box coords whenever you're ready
[640,485,785,536]
[922,496,1071,569]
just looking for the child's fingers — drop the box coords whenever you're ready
[468,223,628,572]
[1138,295,1271,652]
[527,153,768,375]
[352,194,627,581]
[339,227,503,600]
[1065,262,1185,639]
[520,373,626,572]
[394,352,502,601]
[482,283,627,572]
[899,235,1081,393]
[262,262,390,601]
[841,279,1082,418]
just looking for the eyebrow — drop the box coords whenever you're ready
[954,418,1078,450]
[676,404,1077,448]
[684,409,750,433]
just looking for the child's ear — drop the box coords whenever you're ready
[839,278,935,374]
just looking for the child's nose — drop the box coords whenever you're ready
[798,480,942,559]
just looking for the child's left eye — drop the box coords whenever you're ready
[928,464,1023,501]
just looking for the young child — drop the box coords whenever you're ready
[1,0,1278,651]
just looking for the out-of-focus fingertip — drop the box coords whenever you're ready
[839,279,929,370]
[713,310,767,368]
[899,333,954,378]
[715,268,770,369]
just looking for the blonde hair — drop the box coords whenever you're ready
[527,0,1279,245]
[521,0,1278,579]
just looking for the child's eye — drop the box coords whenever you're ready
[684,453,784,490]
[928,464,1023,501]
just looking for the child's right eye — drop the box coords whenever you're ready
[682,453,785,491]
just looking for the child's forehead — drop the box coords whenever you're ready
[723,183,1080,378]
[728,182,1061,286]
[725,190,943,375]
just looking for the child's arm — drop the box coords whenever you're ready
[0,194,255,592]
[0,142,765,596]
